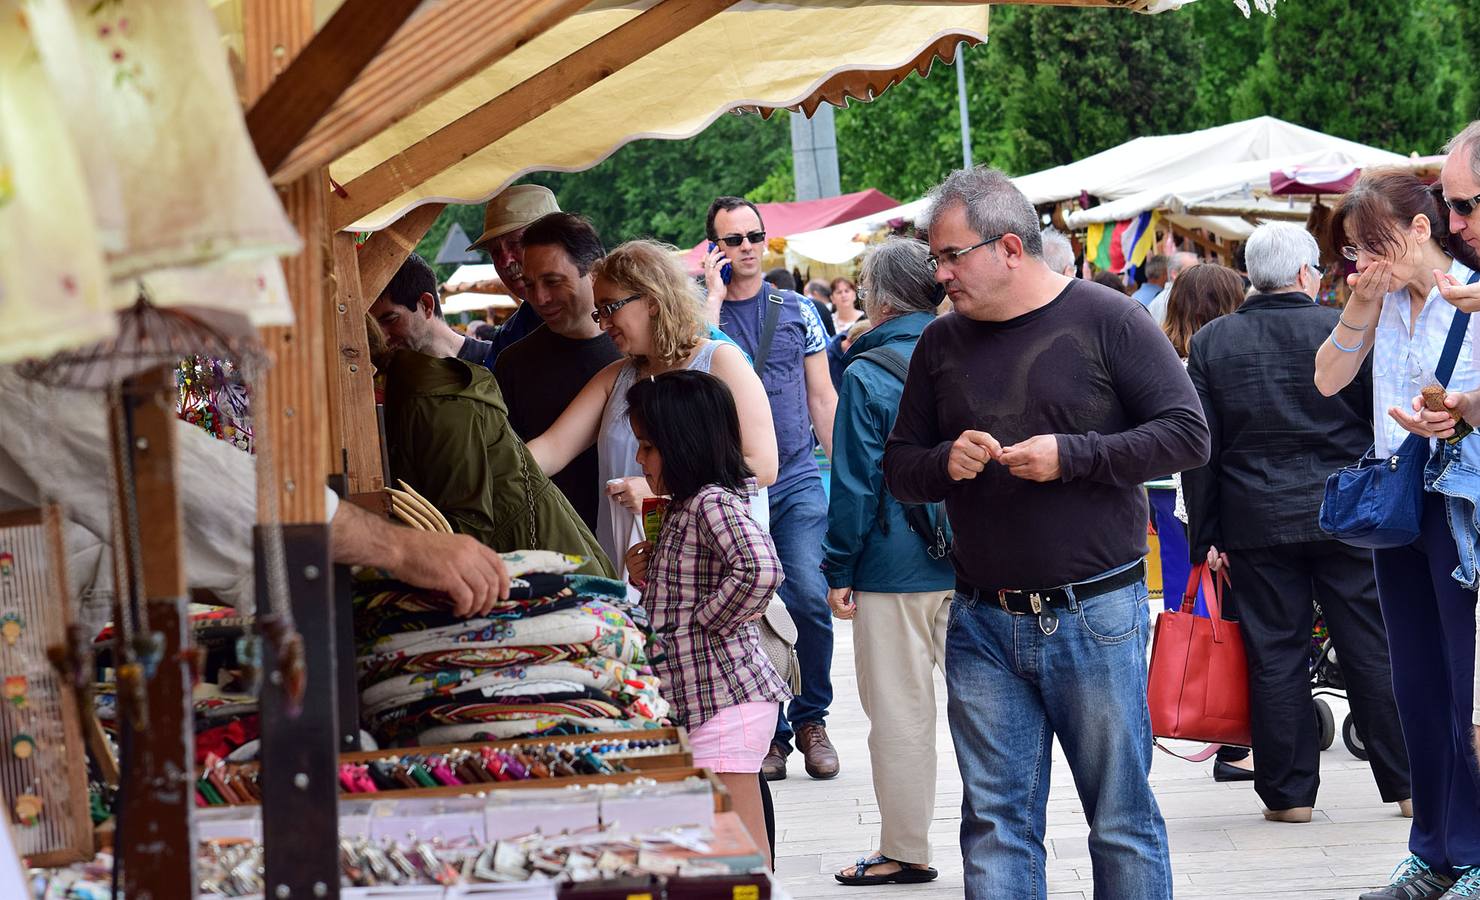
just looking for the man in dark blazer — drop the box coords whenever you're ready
[1184,222,1411,824]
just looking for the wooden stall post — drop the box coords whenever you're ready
[111,366,196,899]
[244,5,339,898]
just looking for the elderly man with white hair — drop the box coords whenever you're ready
[1182,221,1411,826]
[1039,228,1076,277]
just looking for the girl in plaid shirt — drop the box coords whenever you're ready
[623,370,790,867]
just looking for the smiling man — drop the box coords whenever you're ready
[492,212,620,530]
[881,166,1208,900]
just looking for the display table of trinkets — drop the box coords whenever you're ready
[193,729,712,807]
[185,776,779,899]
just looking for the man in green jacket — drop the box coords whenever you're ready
[380,348,614,578]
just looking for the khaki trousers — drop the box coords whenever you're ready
[852,588,952,864]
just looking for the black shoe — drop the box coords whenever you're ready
[1359,855,1455,900]
[1213,759,1255,783]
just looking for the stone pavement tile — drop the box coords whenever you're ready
[1223,819,1411,851]
[1165,845,1333,874]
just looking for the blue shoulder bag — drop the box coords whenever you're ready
[1319,303,1472,549]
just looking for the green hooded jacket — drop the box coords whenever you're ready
[381,350,614,578]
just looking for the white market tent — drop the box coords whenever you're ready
[783,116,1407,266]
[442,291,516,315]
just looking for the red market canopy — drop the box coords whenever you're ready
[1270,155,1446,195]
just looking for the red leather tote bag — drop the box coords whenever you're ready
[1146,563,1251,748]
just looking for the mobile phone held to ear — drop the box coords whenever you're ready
[707,242,733,285]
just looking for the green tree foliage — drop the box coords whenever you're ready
[985,6,1199,174]
[1231,1,1452,155]
[521,112,792,247]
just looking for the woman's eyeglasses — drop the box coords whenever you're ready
[716,230,766,248]
[591,293,641,323]
[1340,245,1374,262]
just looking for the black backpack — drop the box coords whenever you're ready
[849,346,952,561]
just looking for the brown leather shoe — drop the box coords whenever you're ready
[796,722,840,779]
[762,742,788,781]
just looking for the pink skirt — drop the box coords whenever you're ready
[688,701,779,773]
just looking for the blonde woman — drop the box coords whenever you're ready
[528,240,778,578]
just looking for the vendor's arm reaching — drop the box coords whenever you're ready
[331,501,510,617]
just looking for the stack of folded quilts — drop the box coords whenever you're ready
[353,550,669,746]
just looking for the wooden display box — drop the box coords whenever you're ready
[341,725,692,772]
[211,727,731,810]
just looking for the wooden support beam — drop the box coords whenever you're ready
[332,0,739,230]
[112,367,196,900]
[357,202,445,303]
[328,233,384,496]
[246,0,422,175]
[274,0,589,186]
[1183,204,1311,222]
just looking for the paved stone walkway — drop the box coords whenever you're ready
[772,618,1411,899]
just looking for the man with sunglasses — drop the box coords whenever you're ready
[703,195,841,782]
[493,212,621,531]
[882,166,1208,900]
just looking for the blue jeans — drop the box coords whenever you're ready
[768,476,834,749]
[946,577,1172,900]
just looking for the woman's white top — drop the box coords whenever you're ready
[1371,260,1480,456]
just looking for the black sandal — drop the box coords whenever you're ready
[834,854,939,886]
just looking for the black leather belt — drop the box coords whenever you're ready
[953,559,1148,615]
[990,560,1147,616]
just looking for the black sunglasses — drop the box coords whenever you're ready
[717,230,766,248]
[1446,191,1480,218]
[591,293,641,323]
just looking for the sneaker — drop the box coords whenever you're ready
[1442,867,1480,898]
[1359,855,1455,900]
[761,742,788,781]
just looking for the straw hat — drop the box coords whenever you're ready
[468,185,560,252]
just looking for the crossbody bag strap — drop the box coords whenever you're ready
[751,281,785,377]
[1435,271,1479,387]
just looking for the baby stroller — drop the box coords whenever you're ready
[1310,605,1368,759]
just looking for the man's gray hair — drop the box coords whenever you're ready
[1245,222,1319,293]
[859,237,939,319]
[1168,250,1199,278]
[1446,121,1480,184]
[921,166,1043,257]
[1040,229,1075,274]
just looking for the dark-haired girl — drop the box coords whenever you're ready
[621,369,789,867]
[1314,170,1480,900]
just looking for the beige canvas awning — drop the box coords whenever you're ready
[275,1,997,232]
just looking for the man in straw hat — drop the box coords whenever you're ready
[462,184,562,368]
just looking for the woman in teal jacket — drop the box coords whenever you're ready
[822,238,955,887]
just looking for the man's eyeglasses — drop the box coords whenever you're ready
[591,293,641,323]
[1446,192,1480,218]
[716,230,766,248]
[927,234,1004,272]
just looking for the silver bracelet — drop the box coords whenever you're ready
[1329,331,1365,353]
[1337,316,1369,331]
